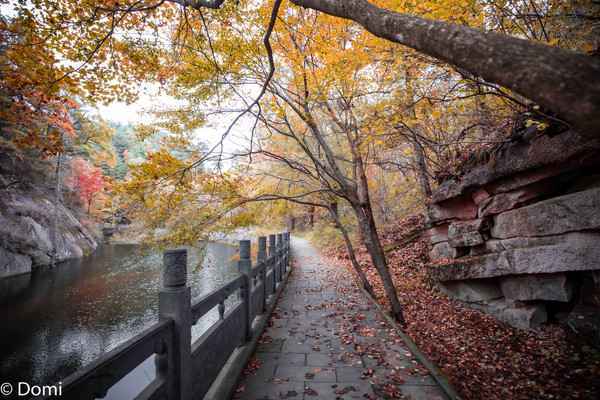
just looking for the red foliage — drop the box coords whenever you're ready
[324,216,600,400]
[68,157,104,210]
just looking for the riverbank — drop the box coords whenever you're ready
[320,216,600,400]
[0,145,101,280]
[0,187,99,279]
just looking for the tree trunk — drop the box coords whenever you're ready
[353,202,405,324]
[291,0,600,137]
[352,153,406,324]
[404,69,432,200]
[328,207,374,296]
[51,151,62,267]
[377,167,388,224]
[411,133,432,199]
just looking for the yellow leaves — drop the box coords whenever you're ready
[112,135,262,246]
[581,42,596,54]
[548,38,560,47]
[133,149,187,181]
[524,119,549,132]
[430,109,442,120]
[377,0,484,28]
[134,124,160,142]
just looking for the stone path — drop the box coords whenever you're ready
[234,238,448,400]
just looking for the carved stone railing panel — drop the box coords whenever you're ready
[191,275,244,323]
[58,319,173,400]
[190,302,246,398]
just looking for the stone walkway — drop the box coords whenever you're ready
[234,239,448,400]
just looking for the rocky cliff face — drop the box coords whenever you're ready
[425,130,600,339]
[0,149,98,279]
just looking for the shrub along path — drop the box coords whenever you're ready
[234,238,448,400]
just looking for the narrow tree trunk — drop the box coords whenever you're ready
[51,151,62,267]
[354,203,405,324]
[411,133,432,199]
[404,68,432,199]
[377,167,388,224]
[328,207,374,296]
[291,0,600,137]
[352,153,406,324]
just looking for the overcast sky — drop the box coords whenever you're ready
[95,85,257,159]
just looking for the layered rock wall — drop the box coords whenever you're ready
[426,130,600,334]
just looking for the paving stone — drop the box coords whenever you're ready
[306,352,362,367]
[257,338,284,353]
[399,384,448,400]
[265,327,297,339]
[301,381,375,399]
[335,366,366,381]
[275,365,336,382]
[257,352,306,367]
[236,380,304,400]
[236,238,450,400]
[282,340,314,353]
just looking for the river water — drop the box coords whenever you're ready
[0,242,240,398]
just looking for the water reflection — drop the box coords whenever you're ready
[0,242,240,396]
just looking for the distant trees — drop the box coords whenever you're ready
[112,126,133,180]
[69,157,105,214]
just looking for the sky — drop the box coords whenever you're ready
[95,85,257,159]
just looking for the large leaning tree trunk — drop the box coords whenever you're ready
[290,0,600,138]
[175,0,599,135]
[328,205,374,297]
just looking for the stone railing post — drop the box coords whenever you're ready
[282,232,287,275]
[288,232,291,267]
[156,249,192,400]
[284,232,290,271]
[258,236,267,313]
[269,234,277,291]
[276,233,283,282]
[238,240,253,342]
[281,232,286,273]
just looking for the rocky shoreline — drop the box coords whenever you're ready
[0,189,98,279]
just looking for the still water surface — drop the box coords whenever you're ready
[0,242,240,398]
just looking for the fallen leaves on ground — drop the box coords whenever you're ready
[304,387,319,396]
[241,357,262,376]
[324,214,600,400]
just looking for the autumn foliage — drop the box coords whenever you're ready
[68,157,105,213]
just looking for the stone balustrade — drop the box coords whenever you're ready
[47,232,292,400]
